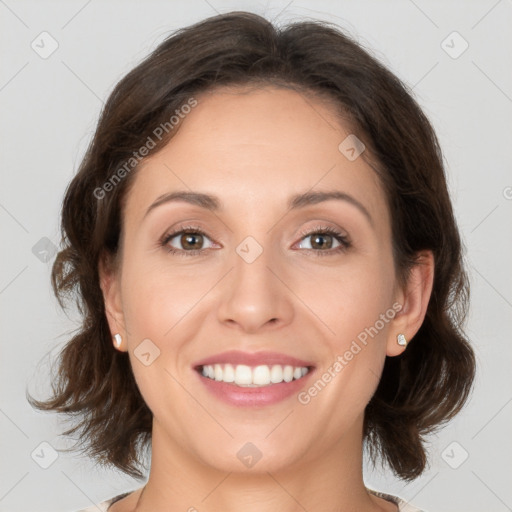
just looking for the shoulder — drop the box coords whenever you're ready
[367,487,428,512]
[75,500,112,512]
[75,487,427,512]
[74,490,134,512]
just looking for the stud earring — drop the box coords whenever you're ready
[113,333,122,349]
[397,333,407,347]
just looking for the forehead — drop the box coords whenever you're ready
[123,86,388,228]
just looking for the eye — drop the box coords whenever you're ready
[160,225,216,256]
[295,225,351,256]
[159,224,351,257]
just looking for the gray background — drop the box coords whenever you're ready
[1,0,511,511]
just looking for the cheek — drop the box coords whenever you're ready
[297,255,395,346]
[119,253,218,398]
[121,252,208,341]
[119,264,200,424]
[298,256,395,405]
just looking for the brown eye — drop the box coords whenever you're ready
[309,233,335,250]
[294,226,351,256]
[180,232,204,250]
[162,228,215,255]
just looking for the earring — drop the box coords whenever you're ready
[113,333,122,349]
[397,333,407,347]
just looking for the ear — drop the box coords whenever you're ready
[99,253,127,352]
[386,250,435,357]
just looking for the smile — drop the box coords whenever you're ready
[198,363,311,387]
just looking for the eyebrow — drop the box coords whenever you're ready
[143,190,373,225]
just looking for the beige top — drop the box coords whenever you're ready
[76,487,426,511]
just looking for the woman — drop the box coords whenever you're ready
[29,11,475,512]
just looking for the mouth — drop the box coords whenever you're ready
[192,351,316,407]
[194,363,314,387]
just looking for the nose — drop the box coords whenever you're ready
[216,241,294,333]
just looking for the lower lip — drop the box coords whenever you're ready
[195,368,315,407]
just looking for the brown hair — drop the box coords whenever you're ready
[28,11,475,481]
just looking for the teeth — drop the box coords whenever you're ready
[270,365,283,383]
[253,365,270,385]
[222,363,235,382]
[283,365,293,382]
[200,363,310,387]
[235,364,253,385]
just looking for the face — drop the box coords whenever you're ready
[103,86,410,474]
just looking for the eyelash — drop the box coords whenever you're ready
[159,224,351,257]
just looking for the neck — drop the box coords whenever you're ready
[134,415,386,512]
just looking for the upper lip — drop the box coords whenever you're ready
[193,350,315,369]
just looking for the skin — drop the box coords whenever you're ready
[100,86,434,512]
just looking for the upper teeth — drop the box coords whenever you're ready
[201,364,309,387]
